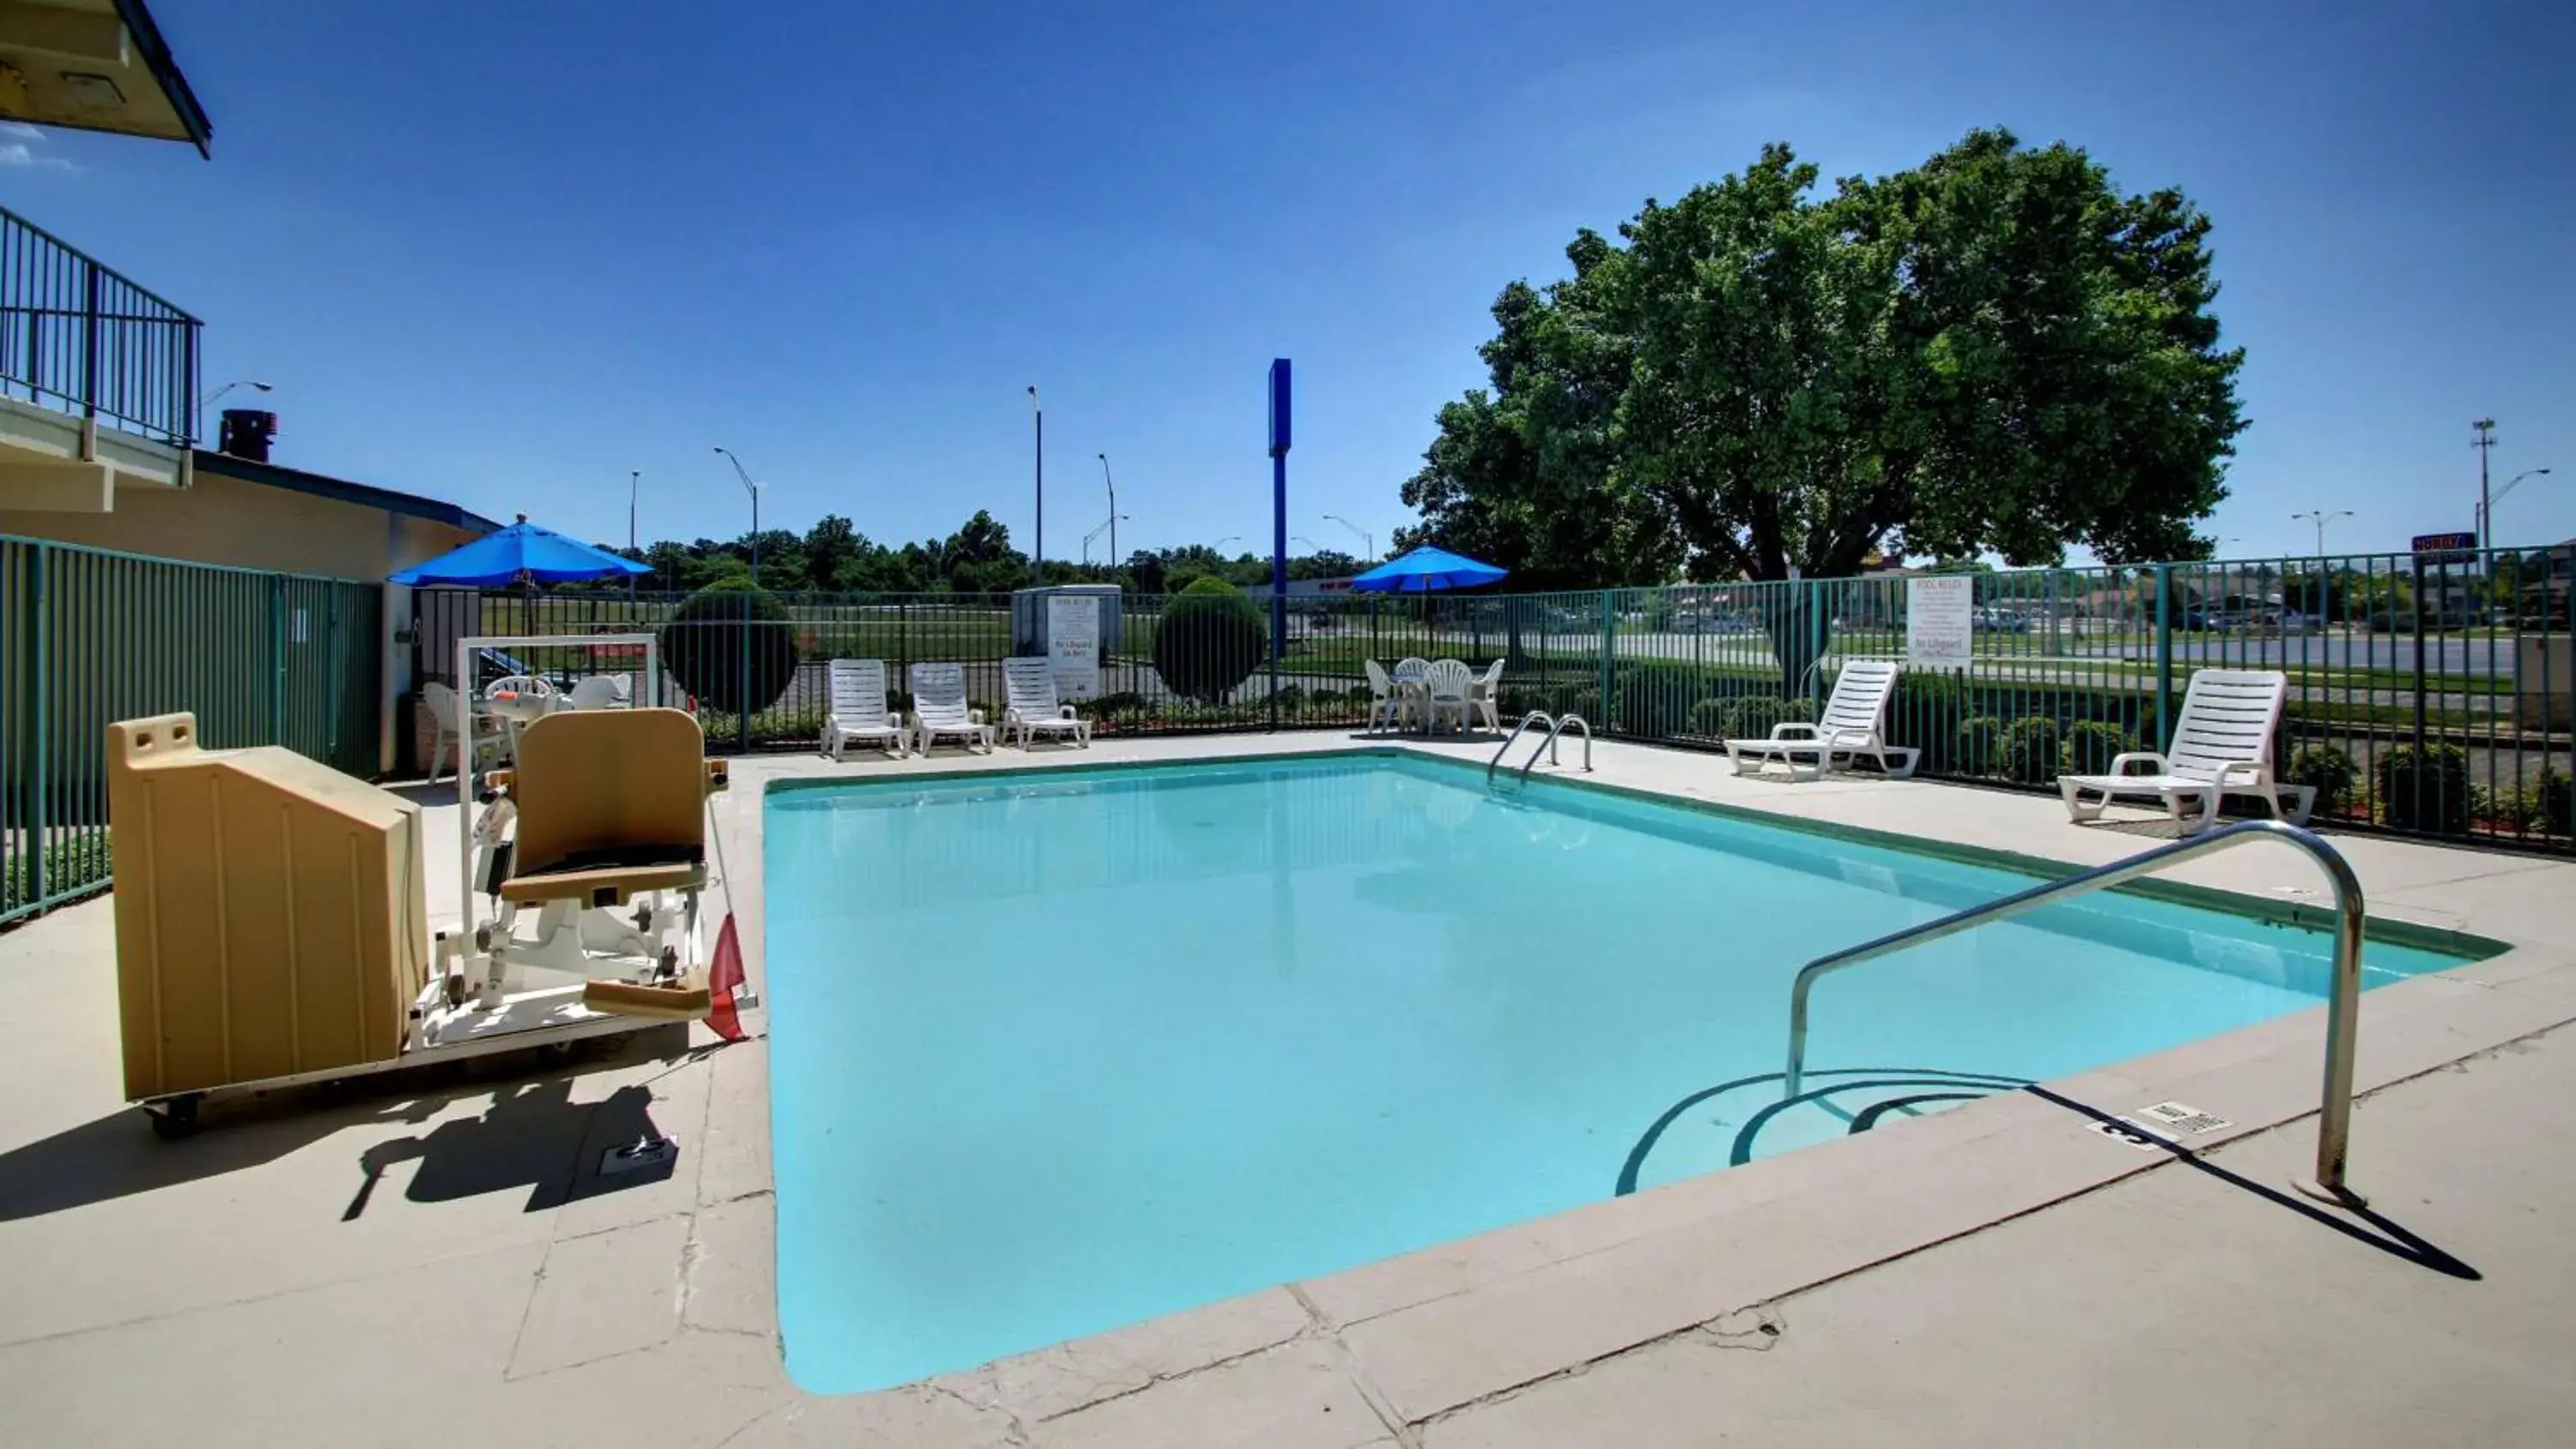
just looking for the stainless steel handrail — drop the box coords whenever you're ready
[1489,711,1553,783]
[1522,713,1592,780]
[1783,819,2369,1201]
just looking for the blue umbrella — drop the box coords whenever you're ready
[1346,544,1508,593]
[389,514,651,587]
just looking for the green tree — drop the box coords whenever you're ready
[801,514,866,591]
[937,510,1030,594]
[1405,129,2246,688]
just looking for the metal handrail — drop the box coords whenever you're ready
[1523,712,1592,780]
[1783,819,2369,1200]
[1488,711,1553,783]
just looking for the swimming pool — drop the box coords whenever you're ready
[763,753,2462,1393]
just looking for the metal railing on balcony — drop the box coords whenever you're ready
[0,203,201,446]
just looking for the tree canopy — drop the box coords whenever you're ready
[589,510,1358,597]
[1398,129,2247,588]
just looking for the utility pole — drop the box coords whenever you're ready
[2474,418,2497,549]
[629,470,641,597]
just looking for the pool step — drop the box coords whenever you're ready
[1617,1066,2028,1196]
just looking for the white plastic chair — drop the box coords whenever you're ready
[2061,669,2312,834]
[1725,659,1918,781]
[1363,660,1408,734]
[1422,659,1473,735]
[1003,657,1091,749]
[564,674,633,710]
[823,658,905,761]
[907,662,993,755]
[1390,658,1431,733]
[1467,658,1506,731]
[423,680,508,781]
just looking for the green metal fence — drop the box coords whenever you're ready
[406,541,2573,855]
[2,537,382,925]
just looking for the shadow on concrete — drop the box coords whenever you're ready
[343,1077,673,1219]
[0,1028,688,1223]
[2025,1085,2482,1280]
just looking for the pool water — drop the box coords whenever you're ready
[763,754,2460,1392]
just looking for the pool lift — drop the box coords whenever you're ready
[118,634,740,1137]
[1488,709,1593,785]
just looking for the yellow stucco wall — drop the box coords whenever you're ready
[2,459,488,779]
[0,466,481,579]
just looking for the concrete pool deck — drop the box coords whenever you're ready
[3,730,2573,1446]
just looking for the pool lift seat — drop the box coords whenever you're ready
[457,708,720,1029]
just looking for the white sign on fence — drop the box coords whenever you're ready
[1906,576,1974,667]
[1047,593,1101,700]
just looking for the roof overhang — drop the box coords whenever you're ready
[0,0,210,156]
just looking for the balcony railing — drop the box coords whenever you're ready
[0,203,201,446]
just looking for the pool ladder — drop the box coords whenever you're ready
[1783,819,2369,1204]
[1488,710,1593,785]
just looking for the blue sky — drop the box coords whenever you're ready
[9,1,2572,565]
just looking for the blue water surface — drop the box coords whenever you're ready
[763,755,2460,1392]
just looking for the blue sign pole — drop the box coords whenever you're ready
[1268,359,1291,731]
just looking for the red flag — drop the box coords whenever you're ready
[705,913,747,1041]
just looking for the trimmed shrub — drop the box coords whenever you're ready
[1955,715,2004,776]
[2285,744,2360,813]
[2376,744,2471,834]
[2000,716,2063,785]
[1152,578,1267,703]
[2540,771,2575,839]
[1498,682,1599,724]
[1726,695,1815,740]
[1082,690,1147,719]
[2062,720,2134,776]
[663,579,799,717]
[1613,668,1692,737]
[1686,697,1736,738]
[2474,784,2543,834]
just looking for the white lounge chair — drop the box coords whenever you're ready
[907,662,993,755]
[823,658,906,761]
[1363,660,1407,735]
[1467,659,1507,731]
[1003,657,1091,749]
[1725,659,1919,781]
[2061,669,2312,834]
[1422,658,1473,735]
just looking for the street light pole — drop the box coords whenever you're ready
[2483,467,2553,545]
[629,469,641,598]
[1097,452,1116,570]
[1084,514,1131,567]
[2474,418,2497,549]
[1028,386,1043,572]
[1321,512,1372,561]
[2292,508,2354,559]
[713,447,760,581]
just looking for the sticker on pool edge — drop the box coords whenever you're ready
[2136,1100,2232,1135]
[2089,1119,2168,1152]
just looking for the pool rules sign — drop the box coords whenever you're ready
[1048,593,1100,700]
[1906,575,1974,668]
